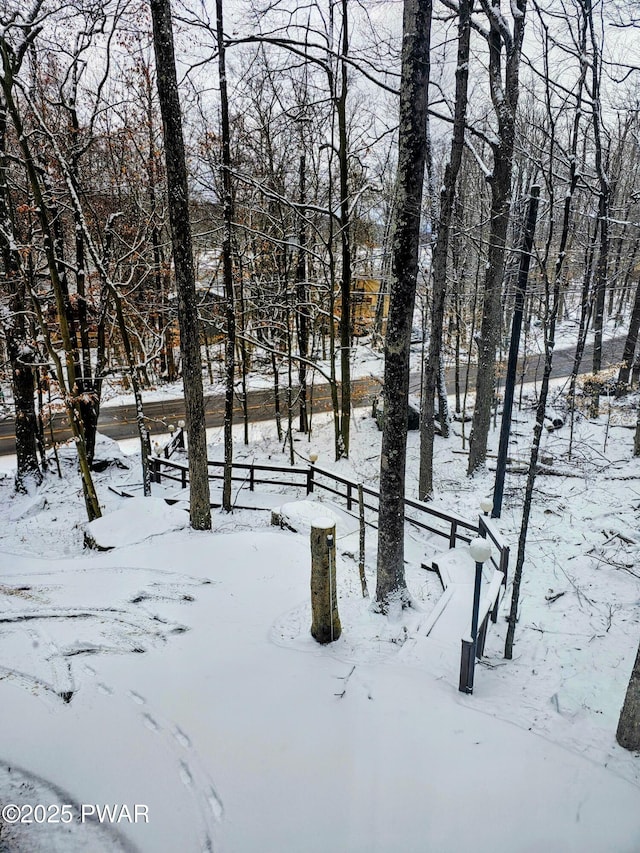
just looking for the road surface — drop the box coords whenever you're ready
[0,334,626,456]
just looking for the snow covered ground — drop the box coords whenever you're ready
[0,380,639,852]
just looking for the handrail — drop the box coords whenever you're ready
[161,427,186,459]
[147,453,510,581]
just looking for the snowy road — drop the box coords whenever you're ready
[0,333,626,456]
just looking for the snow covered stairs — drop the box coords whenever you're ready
[421,544,505,657]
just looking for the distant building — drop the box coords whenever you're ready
[336,277,388,337]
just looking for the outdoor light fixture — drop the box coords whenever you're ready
[178,419,185,429]
[309,452,318,464]
[480,498,493,517]
[469,537,492,565]
[459,537,493,695]
[168,424,175,434]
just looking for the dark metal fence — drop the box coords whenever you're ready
[147,452,509,580]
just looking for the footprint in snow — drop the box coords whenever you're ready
[128,689,146,705]
[179,760,193,787]
[173,726,191,748]
[142,712,160,733]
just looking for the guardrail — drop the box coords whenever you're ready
[147,454,509,582]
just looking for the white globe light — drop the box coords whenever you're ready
[309,452,318,463]
[480,498,493,515]
[178,419,185,429]
[469,537,492,564]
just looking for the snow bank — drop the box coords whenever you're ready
[85,497,188,550]
[271,499,340,533]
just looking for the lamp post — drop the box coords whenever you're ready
[493,186,540,519]
[459,537,492,695]
[307,452,318,495]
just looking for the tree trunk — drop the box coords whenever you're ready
[150,0,211,530]
[504,14,584,653]
[418,0,471,499]
[617,275,640,389]
[214,0,237,511]
[296,153,309,434]
[616,640,640,750]
[493,186,540,519]
[271,350,283,441]
[0,61,100,520]
[467,155,513,473]
[467,0,527,475]
[337,0,352,459]
[586,0,609,418]
[376,0,432,612]
[0,100,41,491]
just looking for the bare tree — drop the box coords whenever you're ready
[213,0,237,513]
[418,0,473,500]
[0,15,101,520]
[150,0,211,530]
[467,0,528,475]
[504,3,587,656]
[376,0,432,612]
[0,97,41,492]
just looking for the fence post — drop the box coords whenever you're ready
[449,520,458,549]
[500,545,509,588]
[491,591,500,624]
[310,519,341,644]
[478,515,487,538]
[459,639,473,693]
[250,465,255,492]
[181,467,187,489]
[346,482,352,511]
[477,615,489,657]
[307,464,315,495]
[358,484,368,598]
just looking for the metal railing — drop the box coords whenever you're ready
[147,453,509,580]
[161,426,186,459]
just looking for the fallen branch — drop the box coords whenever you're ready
[334,665,356,699]
[545,591,566,604]
[487,464,584,478]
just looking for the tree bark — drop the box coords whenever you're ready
[586,0,609,416]
[376,0,432,612]
[468,0,527,475]
[418,0,472,499]
[214,0,237,512]
[0,99,41,491]
[337,0,352,458]
[150,0,211,529]
[296,152,309,434]
[618,275,640,389]
[616,640,640,750]
[0,51,100,520]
